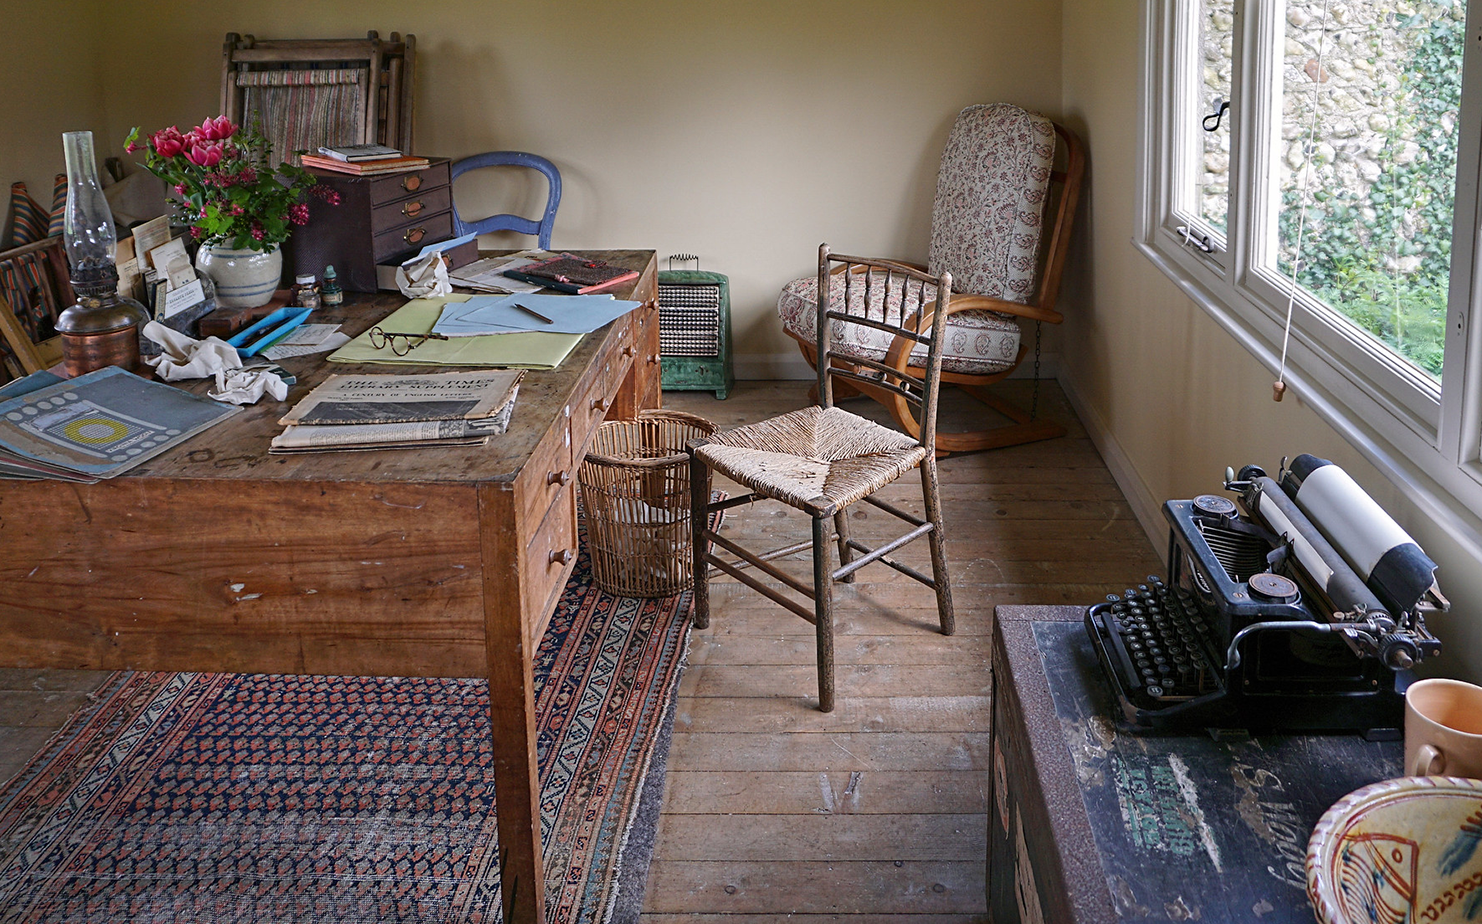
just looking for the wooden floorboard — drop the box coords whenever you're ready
[0,379,1164,921]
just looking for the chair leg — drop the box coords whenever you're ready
[919,458,956,636]
[812,515,836,713]
[833,510,855,584]
[689,451,711,630]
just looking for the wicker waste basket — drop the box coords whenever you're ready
[579,409,717,598]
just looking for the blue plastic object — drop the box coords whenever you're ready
[225,306,313,357]
[450,152,562,250]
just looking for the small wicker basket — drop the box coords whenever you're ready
[579,409,718,598]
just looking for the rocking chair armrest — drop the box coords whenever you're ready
[947,293,1063,325]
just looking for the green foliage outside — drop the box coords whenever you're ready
[1279,7,1462,381]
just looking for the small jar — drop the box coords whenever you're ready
[321,264,344,307]
[290,273,321,309]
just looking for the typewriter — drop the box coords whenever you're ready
[1085,454,1447,738]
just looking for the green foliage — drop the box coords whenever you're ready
[1278,5,1461,381]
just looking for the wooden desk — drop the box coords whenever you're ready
[0,250,660,924]
[986,605,1402,924]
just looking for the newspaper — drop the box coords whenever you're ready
[278,370,524,427]
[270,388,518,452]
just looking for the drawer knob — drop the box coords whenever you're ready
[402,174,423,192]
[647,354,661,365]
[549,548,575,566]
[403,226,427,245]
[622,345,635,358]
[590,397,609,413]
[547,470,571,487]
[401,200,425,218]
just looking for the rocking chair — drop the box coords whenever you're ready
[777,103,1084,454]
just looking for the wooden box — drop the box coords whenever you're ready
[288,158,453,293]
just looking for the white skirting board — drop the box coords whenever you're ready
[734,351,1062,382]
[1055,369,1169,568]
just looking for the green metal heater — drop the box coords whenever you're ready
[657,255,733,399]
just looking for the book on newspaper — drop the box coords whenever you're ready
[501,254,639,294]
[316,143,404,162]
[300,154,431,176]
[0,366,240,480]
[278,370,524,427]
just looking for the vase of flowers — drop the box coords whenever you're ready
[125,116,339,308]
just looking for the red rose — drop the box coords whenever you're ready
[150,127,185,159]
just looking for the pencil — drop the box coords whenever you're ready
[511,301,554,324]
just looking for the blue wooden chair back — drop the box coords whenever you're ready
[450,152,562,250]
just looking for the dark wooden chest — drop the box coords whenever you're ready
[288,158,453,293]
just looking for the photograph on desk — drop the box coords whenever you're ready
[271,369,522,453]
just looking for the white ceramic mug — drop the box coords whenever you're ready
[1405,677,1482,778]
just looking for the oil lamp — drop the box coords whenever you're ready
[55,130,149,376]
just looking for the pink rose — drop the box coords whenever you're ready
[150,127,185,159]
[198,115,237,141]
[184,140,223,168]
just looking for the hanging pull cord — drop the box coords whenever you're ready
[1275,0,1333,402]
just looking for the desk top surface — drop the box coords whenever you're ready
[121,249,654,486]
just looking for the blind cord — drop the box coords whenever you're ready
[1275,0,1333,402]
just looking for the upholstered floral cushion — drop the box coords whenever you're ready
[929,103,1055,300]
[777,272,1021,376]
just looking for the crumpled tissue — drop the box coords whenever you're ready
[142,320,288,405]
[396,251,452,299]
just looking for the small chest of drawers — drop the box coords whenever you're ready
[289,157,453,293]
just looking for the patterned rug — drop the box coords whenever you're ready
[0,518,697,923]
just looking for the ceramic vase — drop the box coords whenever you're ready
[195,243,282,308]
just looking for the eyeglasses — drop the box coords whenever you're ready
[367,327,449,356]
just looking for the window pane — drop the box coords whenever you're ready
[1196,0,1234,233]
[1174,0,1235,236]
[1270,0,1464,381]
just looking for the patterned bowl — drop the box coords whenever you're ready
[1306,776,1482,924]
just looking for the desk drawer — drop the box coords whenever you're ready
[520,413,575,540]
[370,186,452,234]
[373,210,455,262]
[524,478,576,622]
[367,161,451,206]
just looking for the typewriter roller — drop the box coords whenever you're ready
[1085,454,1445,737]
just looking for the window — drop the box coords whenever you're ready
[1139,0,1482,543]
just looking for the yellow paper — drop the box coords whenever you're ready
[327,296,583,369]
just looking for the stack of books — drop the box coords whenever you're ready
[300,144,430,177]
[270,370,523,453]
[0,368,241,481]
[502,253,640,294]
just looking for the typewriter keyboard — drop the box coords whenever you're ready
[1087,576,1223,702]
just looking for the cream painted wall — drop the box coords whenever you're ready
[1058,0,1482,682]
[54,0,1064,376]
[0,1,110,236]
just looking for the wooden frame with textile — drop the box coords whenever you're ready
[220,31,416,162]
[0,237,70,381]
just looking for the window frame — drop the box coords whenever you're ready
[1136,0,1482,555]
